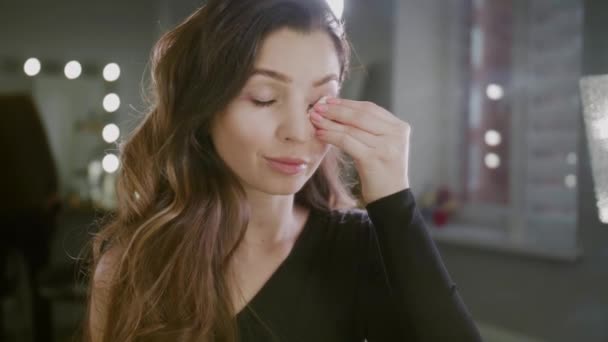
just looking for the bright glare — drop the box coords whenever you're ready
[103,93,120,112]
[23,58,41,76]
[484,153,500,169]
[103,63,121,82]
[102,154,120,173]
[486,83,504,100]
[592,116,608,140]
[325,0,344,19]
[64,60,82,79]
[102,123,120,143]
[564,174,577,189]
[484,129,502,146]
[600,207,608,224]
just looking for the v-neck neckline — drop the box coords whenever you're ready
[235,205,323,318]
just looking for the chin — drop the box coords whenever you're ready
[259,174,310,194]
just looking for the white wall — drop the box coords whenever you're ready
[392,0,445,195]
[341,0,395,109]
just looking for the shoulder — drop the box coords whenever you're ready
[89,244,124,341]
[93,244,124,290]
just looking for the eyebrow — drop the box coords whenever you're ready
[251,68,339,87]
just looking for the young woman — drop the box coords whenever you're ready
[85,0,482,341]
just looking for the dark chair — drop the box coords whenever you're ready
[0,93,62,342]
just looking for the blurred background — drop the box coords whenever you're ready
[1,0,607,341]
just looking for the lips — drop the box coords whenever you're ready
[264,157,308,165]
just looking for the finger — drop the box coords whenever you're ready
[312,103,393,136]
[310,111,381,148]
[315,128,369,161]
[326,97,403,125]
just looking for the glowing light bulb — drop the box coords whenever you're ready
[102,154,120,173]
[64,60,82,79]
[23,58,41,76]
[102,123,120,143]
[484,130,502,146]
[486,83,504,100]
[103,63,120,82]
[484,153,500,169]
[103,93,120,112]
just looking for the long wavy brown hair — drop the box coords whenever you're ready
[82,0,360,341]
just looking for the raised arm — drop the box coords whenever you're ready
[360,188,482,341]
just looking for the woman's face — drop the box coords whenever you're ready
[211,27,341,195]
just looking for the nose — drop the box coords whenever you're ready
[277,100,316,142]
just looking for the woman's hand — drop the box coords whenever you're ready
[309,97,411,205]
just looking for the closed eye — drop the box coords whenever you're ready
[252,99,276,107]
[252,98,326,110]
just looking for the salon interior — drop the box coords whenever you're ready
[1,0,607,341]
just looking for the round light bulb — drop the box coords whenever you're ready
[102,123,120,143]
[64,60,82,79]
[23,58,41,76]
[484,153,501,169]
[486,83,504,100]
[103,63,121,82]
[103,93,121,112]
[102,154,120,173]
[484,130,502,146]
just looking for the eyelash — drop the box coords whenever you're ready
[251,99,321,109]
[252,99,276,107]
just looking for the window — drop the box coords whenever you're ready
[429,0,583,261]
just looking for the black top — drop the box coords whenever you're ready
[236,188,482,341]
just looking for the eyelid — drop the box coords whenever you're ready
[253,96,275,102]
[251,89,274,97]
[250,100,274,108]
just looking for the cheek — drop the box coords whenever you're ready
[221,110,275,150]
[235,120,272,146]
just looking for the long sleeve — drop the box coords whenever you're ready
[360,187,482,341]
